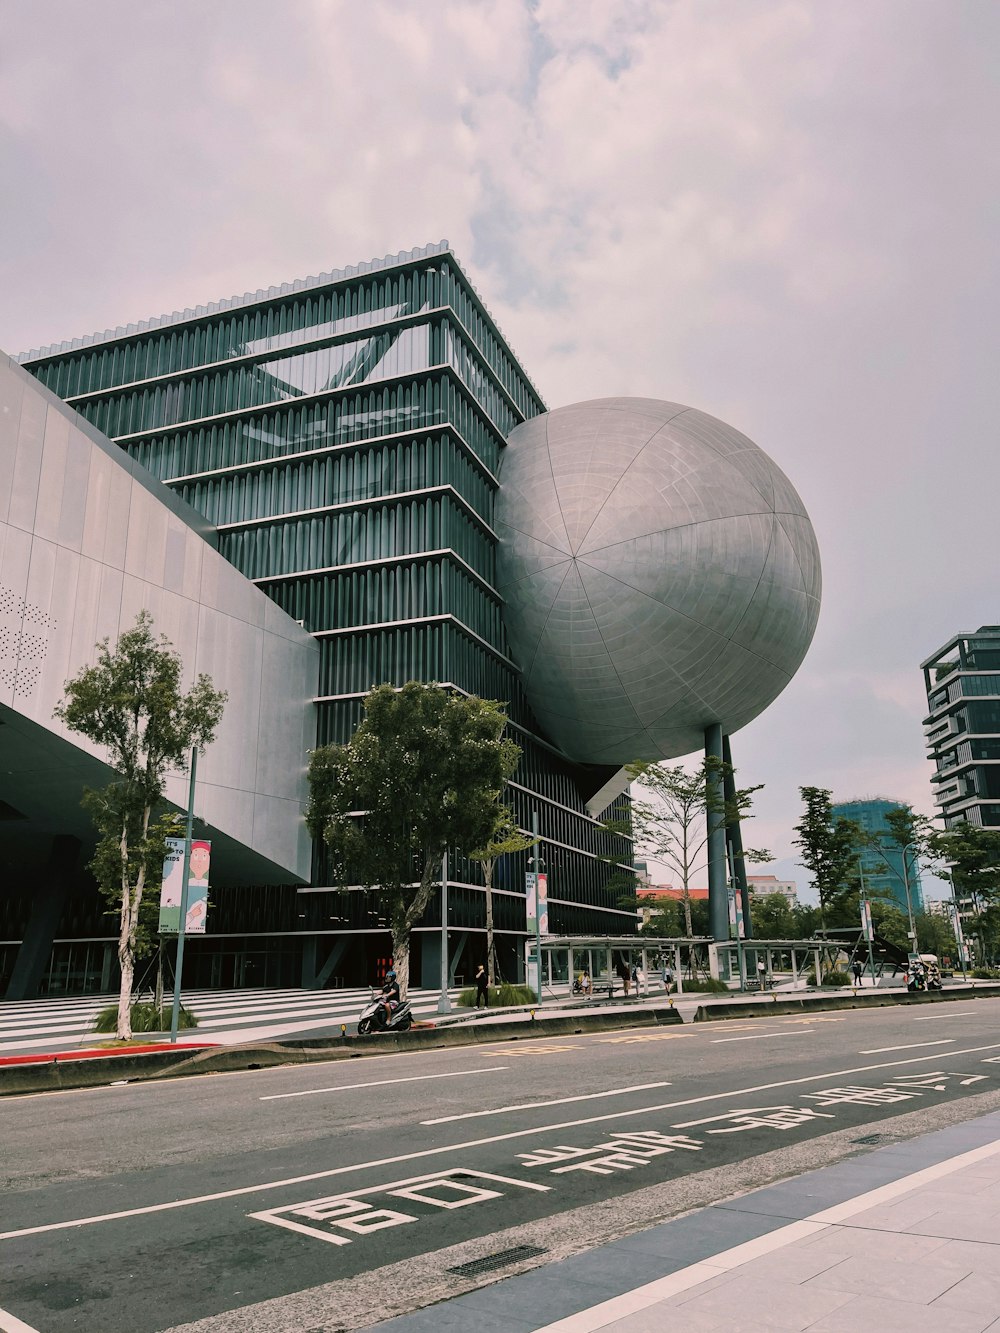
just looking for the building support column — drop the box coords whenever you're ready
[705,723,729,941]
[723,734,753,939]
[5,835,79,1000]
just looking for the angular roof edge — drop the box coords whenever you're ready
[17,239,546,415]
[17,242,451,363]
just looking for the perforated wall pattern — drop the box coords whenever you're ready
[0,585,53,696]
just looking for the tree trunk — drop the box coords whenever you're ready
[391,925,412,1001]
[391,854,442,1000]
[117,936,134,1040]
[116,825,133,1040]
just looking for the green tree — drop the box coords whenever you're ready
[750,892,796,940]
[306,682,520,997]
[790,902,821,937]
[624,758,769,939]
[913,909,958,960]
[861,805,926,939]
[792,788,863,932]
[55,613,227,1040]
[470,808,537,985]
[632,892,682,937]
[925,823,1000,963]
[869,898,910,950]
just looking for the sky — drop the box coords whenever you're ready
[2,0,998,900]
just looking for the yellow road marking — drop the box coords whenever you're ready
[780,1016,846,1025]
[599,1032,693,1044]
[481,1043,583,1056]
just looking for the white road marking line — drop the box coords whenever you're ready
[421,1081,672,1124]
[914,1011,977,1021]
[532,1137,1000,1332]
[260,1066,509,1101]
[711,1031,815,1043]
[0,1044,457,1102]
[5,1039,1000,1242]
[0,1304,41,1332]
[249,1167,551,1244]
[860,1040,955,1053]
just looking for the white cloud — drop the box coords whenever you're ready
[1,0,997,875]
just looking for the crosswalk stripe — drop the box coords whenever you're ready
[0,987,463,1053]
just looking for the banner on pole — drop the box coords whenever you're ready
[159,837,211,934]
[525,872,548,934]
[860,898,873,941]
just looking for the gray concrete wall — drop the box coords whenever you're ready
[0,351,319,882]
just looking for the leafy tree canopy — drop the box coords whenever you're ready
[470,806,537,984]
[307,682,520,994]
[622,757,769,938]
[55,612,226,1038]
[792,787,863,928]
[925,823,1000,961]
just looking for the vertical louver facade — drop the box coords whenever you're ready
[19,243,635,988]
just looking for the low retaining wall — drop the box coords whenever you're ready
[0,1004,683,1097]
[693,983,1000,1023]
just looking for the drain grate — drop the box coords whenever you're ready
[852,1133,893,1146]
[448,1244,547,1278]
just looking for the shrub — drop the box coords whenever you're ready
[970,967,1000,980]
[808,970,852,987]
[682,977,729,993]
[94,1003,198,1034]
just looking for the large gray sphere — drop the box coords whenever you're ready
[496,397,821,765]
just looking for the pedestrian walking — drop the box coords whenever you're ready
[635,964,646,997]
[852,959,863,986]
[630,963,639,997]
[582,969,591,998]
[475,964,489,1009]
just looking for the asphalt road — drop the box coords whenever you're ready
[3,997,1000,1332]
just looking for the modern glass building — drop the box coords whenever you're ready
[831,797,924,918]
[922,626,1000,831]
[13,242,635,993]
[921,626,1000,926]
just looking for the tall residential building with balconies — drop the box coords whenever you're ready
[922,626,1000,831]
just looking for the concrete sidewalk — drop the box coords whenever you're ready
[372,1110,1000,1333]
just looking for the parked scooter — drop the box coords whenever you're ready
[357,990,413,1034]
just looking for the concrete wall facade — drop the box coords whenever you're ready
[0,351,319,883]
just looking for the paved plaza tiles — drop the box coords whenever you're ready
[373,1109,1000,1332]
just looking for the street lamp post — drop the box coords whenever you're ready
[900,843,919,952]
[437,850,451,1014]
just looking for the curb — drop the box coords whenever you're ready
[0,1042,215,1067]
[692,983,1000,1022]
[0,1005,683,1097]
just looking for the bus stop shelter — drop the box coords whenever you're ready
[532,935,713,996]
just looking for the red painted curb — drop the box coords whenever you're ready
[0,1042,218,1067]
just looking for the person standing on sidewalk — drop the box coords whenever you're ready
[635,964,645,997]
[475,964,489,1008]
[852,959,864,986]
